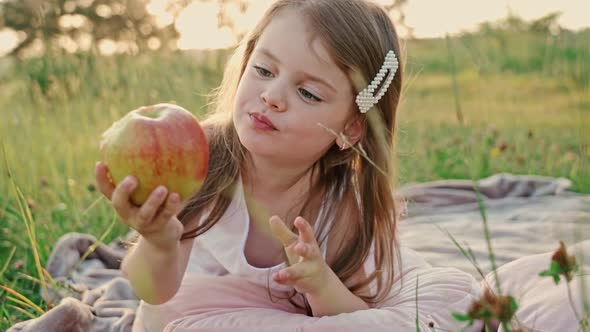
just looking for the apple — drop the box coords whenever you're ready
[99,103,209,205]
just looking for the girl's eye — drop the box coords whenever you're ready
[254,66,273,78]
[253,65,321,102]
[298,88,322,102]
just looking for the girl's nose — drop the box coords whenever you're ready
[260,88,286,112]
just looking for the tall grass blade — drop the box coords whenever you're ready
[70,210,117,277]
[0,285,44,315]
[0,246,17,280]
[6,305,37,320]
[471,180,503,295]
[2,139,50,308]
[446,34,464,126]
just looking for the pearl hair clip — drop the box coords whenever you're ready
[355,50,399,113]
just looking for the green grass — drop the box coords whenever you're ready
[396,70,589,192]
[0,28,589,329]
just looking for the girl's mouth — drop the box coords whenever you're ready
[249,113,278,131]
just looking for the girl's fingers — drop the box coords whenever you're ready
[294,242,318,260]
[95,162,115,200]
[269,216,298,247]
[269,216,301,265]
[273,263,311,284]
[294,217,316,244]
[283,245,301,266]
[111,175,138,221]
[136,186,168,227]
[273,267,297,285]
[152,192,181,229]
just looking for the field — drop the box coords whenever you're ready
[0,27,589,329]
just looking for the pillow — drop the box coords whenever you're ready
[483,240,590,332]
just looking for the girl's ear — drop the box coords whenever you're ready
[337,115,364,148]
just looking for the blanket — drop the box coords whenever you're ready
[397,173,590,276]
[7,173,590,332]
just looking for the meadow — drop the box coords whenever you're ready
[0,25,589,329]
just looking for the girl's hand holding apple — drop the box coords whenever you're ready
[95,161,184,251]
[95,103,209,251]
[98,103,209,206]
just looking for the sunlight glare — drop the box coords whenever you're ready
[147,0,174,27]
[230,0,275,34]
[58,14,88,29]
[0,29,18,56]
[98,39,117,56]
[176,2,237,50]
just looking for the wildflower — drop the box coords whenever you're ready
[539,241,578,283]
[453,288,518,328]
[12,259,24,270]
[27,198,36,210]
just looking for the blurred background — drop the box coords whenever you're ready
[0,0,588,328]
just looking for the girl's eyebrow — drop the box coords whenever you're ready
[255,48,337,93]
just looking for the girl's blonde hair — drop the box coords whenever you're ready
[178,0,403,314]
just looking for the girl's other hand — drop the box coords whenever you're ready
[269,216,330,295]
[95,161,184,251]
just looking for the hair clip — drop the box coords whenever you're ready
[355,50,399,113]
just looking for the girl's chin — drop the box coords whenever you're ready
[240,136,275,152]
[243,142,276,154]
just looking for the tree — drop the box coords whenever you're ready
[382,0,414,39]
[0,0,179,58]
[0,0,412,58]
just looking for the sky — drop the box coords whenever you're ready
[0,0,589,55]
[169,0,590,50]
[402,0,589,37]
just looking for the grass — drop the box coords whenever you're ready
[0,26,589,329]
[396,70,589,192]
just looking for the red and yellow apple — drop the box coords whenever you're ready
[99,103,209,205]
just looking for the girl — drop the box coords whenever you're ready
[96,0,480,331]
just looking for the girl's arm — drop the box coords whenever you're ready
[121,225,195,305]
[307,237,372,316]
[97,121,214,306]
[305,207,372,317]
[121,123,214,305]
[305,267,369,317]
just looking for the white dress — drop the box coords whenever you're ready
[133,176,481,332]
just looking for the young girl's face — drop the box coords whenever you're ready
[233,9,355,167]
